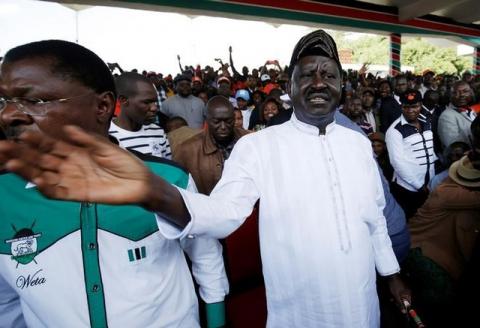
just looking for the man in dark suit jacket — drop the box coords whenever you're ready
[379,75,407,133]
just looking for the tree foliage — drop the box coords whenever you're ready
[335,33,472,74]
[351,35,390,65]
[402,38,472,74]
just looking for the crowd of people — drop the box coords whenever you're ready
[0,28,479,328]
[118,46,480,327]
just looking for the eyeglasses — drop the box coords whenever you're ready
[0,93,94,117]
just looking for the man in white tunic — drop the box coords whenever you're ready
[0,30,410,327]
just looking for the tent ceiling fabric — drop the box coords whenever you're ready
[359,0,480,24]
[60,4,92,11]
[43,0,480,45]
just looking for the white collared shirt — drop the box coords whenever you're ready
[393,94,401,105]
[241,107,254,130]
[364,110,377,132]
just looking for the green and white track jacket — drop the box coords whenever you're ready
[0,154,228,328]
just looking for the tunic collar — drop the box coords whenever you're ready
[290,111,336,136]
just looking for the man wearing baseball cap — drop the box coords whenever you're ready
[1,30,410,327]
[191,76,204,96]
[161,74,206,129]
[386,89,438,219]
[217,76,231,87]
[235,89,253,129]
[260,74,279,95]
[260,74,270,83]
[216,76,235,104]
[419,69,437,96]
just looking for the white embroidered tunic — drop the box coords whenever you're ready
[159,113,399,327]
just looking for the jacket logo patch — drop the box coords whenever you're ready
[5,222,42,267]
[128,246,146,262]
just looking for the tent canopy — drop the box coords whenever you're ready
[46,0,480,46]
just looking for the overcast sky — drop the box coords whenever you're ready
[0,0,318,74]
[0,0,473,75]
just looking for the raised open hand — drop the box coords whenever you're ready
[359,62,369,75]
[0,126,154,205]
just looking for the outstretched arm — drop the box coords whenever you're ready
[260,61,268,75]
[228,46,241,78]
[177,55,185,73]
[114,62,124,74]
[0,126,191,228]
[107,62,124,74]
[273,60,283,73]
[358,63,369,87]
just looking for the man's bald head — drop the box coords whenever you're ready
[206,96,235,144]
[206,96,234,119]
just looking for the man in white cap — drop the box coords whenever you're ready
[234,89,253,129]
[260,73,278,95]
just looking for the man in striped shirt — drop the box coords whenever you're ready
[110,72,172,159]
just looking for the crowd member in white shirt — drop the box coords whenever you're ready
[360,87,377,132]
[1,29,411,328]
[110,72,172,159]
